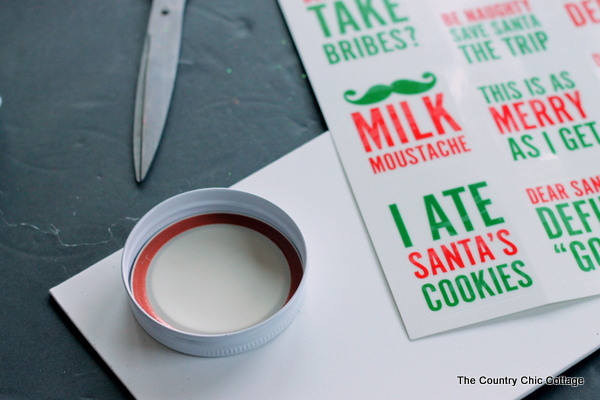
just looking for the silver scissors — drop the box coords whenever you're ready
[133,0,187,182]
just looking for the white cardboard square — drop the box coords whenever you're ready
[51,133,600,399]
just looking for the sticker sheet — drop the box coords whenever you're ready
[278,0,600,338]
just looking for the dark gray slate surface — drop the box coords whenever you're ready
[0,1,596,399]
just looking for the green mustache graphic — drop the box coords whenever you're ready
[344,72,437,105]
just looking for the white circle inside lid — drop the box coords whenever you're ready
[146,223,291,334]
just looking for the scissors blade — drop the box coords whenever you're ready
[133,0,187,182]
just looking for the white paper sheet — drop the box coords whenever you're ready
[51,133,600,399]
[277,0,600,339]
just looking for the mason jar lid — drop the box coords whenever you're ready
[122,188,307,357]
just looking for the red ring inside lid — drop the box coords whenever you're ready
[131,213,304,329]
